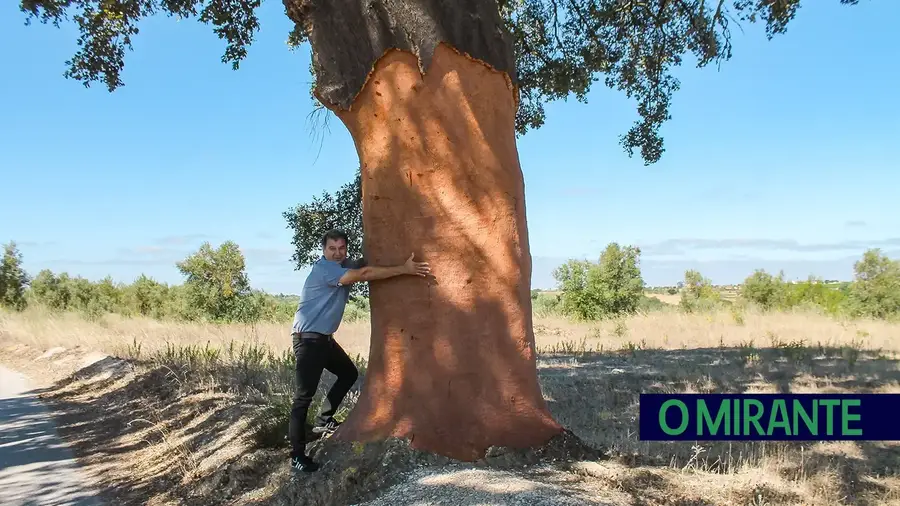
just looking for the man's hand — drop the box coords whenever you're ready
[404,253,431,277]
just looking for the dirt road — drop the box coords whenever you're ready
[0,365,102,506]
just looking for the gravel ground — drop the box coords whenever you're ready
[353,465,622,506]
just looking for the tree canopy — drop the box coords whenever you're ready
[175,240,258,321]
[18,0,862,165]
[0,242,30,310]
[552,243,644,320]
[282,169,367,297]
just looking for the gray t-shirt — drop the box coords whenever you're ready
[291,256,361,336]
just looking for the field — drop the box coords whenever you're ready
[2,301,899,506]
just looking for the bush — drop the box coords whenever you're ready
[679,269,721,313]
[638,295,668,313]
[532,291,562,317]
[553,243,645,320]
[739,269,858,318]
[846,249,900,319]
[783,277,847,316]
[342,296,370,322]
[741,269,786,310]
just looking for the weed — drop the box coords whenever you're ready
[611,320,628,339]
[731,306,746,326]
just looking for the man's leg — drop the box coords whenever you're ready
[289,335,327,470]
[313,338,360,431]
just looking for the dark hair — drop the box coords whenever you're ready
[321,229,349,248]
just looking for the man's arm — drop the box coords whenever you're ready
[342,257,367,269]
[338,253,429,285]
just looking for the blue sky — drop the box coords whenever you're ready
[2,1,898,294]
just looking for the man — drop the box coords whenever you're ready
[289,229,431,473]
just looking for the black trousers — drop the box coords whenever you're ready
[289,332,359,458]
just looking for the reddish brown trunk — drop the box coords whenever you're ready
[326,43,562,461]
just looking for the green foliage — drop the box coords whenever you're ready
[679,269,721,312]
[553,243,644,320]
[19,0,863,166]
[846,249,900,319]
[342,296,371,322]
[741,269,787,310]
[0,242,30,310]
[28,269,69,310]
[532,291,562,317]
[638,294,667,313]
[554,259,596,320]
[19,240,304,324]
[283,169,366,299]
[175,241,258,322]
[783,276,848,316]
[7,237,896,327]
[27,269,121,319]
[123,274,172,319]
[737,256,900,319]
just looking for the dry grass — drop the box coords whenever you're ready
[8,304,894,361]
[645,292,682,305]
[1,306,899,505]
[0,307,372,359]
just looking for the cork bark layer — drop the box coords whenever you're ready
[283,0,517,111]
[327,42,562,461]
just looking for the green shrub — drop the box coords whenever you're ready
[638,295,667,313]
[679,269,721,313]
[846,249,900,319]
[342,297,370,322]
[553,243,645,320]
[741,269,786,310]
[532,291,562,317]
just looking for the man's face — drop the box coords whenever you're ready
[323,238,348,262]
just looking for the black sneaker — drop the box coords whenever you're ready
[311,420,341,437]
[290,454,320,473]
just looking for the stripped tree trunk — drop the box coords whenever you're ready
[285,0,563,461]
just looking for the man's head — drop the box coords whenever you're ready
[321,229,349,262]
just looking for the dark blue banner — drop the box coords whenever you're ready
[639,393,900,441]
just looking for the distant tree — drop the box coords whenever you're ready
[847,249,900,319]
[28,269,68,310]
[554,243,644,320]
[741,269,786,310]
[594,243,645,315]
[89,276,123,313]
[283,169,366,298]
[680,269,719,311]
[123,274,171,318]
[779,275,846,315]
[176,241,257,322]
[553,259,596,319]
[0,242,30,310]
[683,270,711,296]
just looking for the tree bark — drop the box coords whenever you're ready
[285,0,563,461]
